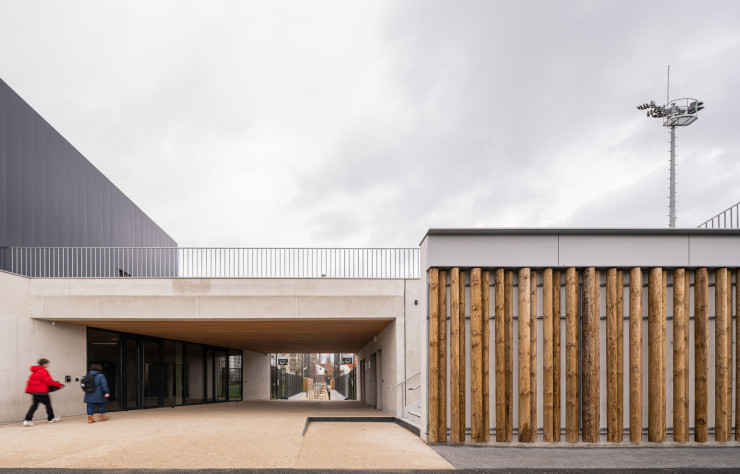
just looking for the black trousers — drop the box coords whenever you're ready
[24,394,55,421]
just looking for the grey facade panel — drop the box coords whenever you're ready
[0,82,6,248]
[558,234,690,267]
[422,229,740,270]
[0,78,177,275]
[425,234,560,269]
[21,105,35,244]
[689,235,740,267]
[6,89,21,245]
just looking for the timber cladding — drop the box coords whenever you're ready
[427,266,738,444]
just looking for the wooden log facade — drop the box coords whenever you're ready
[427,265,737,444]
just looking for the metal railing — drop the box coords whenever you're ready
[0,247,419,279]
[698,201,740,229]
[389,371,421,419]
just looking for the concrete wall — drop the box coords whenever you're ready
[243,350,271,400]
[404,279,422,407]
[0,271,86,423]
[354,277,422,417]
[28,278,406,321]
[357,318,400,415]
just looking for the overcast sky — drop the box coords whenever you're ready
[1,1,738,247]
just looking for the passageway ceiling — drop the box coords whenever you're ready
[62,319,393,353]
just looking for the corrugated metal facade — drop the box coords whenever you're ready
[0,78,177,274]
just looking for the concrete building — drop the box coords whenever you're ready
[1,78,738,445]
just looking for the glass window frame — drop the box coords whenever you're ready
[86,326,242,411]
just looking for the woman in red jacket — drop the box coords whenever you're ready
[23,358,64,426]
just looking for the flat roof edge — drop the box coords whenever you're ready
[423,227,740,240]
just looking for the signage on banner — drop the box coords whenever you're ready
[277,357,289,366]
[341,357,353,365]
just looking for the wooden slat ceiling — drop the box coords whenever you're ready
[62,319,393,353]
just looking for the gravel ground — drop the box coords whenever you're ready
[0,400,452,471]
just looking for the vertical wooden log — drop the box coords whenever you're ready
[553,270,562,441]
[458,271,466,442]
[672,268,688,442]
[728,270,733,434]
[565,267,579,442]
[661,270,667,440]
[530,270,538,441]
[629,268,642,443]
[684,268,691,436]
[648,268,665,442]
[505,271,514,441]
[428,268,440,442]
[616,270,624,439]
[543,269,554,442]
[471,268,483,442]
[518,268,532,442]
[495,269,506,441]
[736,269,740,441]
[438,270,447,441]
[581,267,600,442]
[606,268,623,442]
[694,268,708,442]
[715,268,729,442]
[450,268,462,443]
[684,270,690,330]
[482,270,490,442]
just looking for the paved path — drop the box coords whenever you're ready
[433,445,740,471]
[0,400,452,470]
[287,389,345,400]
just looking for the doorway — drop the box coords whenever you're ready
[375,349,382,410]
[365,353,377,408]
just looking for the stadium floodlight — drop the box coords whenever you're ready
[636,67,704,228]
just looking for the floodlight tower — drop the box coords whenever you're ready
[637,68,704,228]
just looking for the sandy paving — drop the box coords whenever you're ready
[0,400,452,470]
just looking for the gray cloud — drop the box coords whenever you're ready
[1,0,738,247]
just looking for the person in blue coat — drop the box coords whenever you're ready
[83,363,110,423]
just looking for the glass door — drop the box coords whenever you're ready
[228,350,243,401]
[163,341,184,406]
[216,350,228,401]
[124,337,139,410]
[185,344,204,405]
[142,339,161,408]
[206,349,214,402]
[86,328,121,410]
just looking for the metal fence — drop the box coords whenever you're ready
[271,368,304,400]
[698,201,740,228]
[0,247,419,279]
[335,370,356,400]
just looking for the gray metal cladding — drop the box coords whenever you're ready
[0,77,177,269]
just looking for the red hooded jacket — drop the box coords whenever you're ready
[25,366,63,394]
